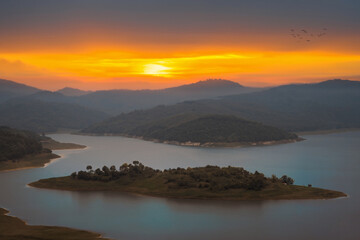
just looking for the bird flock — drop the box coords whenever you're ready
[290,28,328,42]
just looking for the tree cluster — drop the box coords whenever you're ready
[0,126,43,161]
[71,161,159,182]
[71,161,294,191]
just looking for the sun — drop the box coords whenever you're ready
[143,64,171,76]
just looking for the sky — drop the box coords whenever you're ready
[0,0,359,90]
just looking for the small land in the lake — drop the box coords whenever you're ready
[0,208,109,240]
[30,162,346,200]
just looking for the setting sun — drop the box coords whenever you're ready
[143,64,171,76]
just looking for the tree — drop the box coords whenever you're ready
[110,165,116,172]
[86,165,92,171]
[133,160,140,166]
[95,168,102,175]
[280,175,294,185]
[102,166,110,176]
[120,163,128,172]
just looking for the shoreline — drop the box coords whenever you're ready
[29,184,347,201]
[76,132,304,148]
[0,153,61,173]
[296,128,360,136]
[0,208,110,240]
[29,176,347,201]
[0,139,87,172]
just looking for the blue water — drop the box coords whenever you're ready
[0,132,359,240]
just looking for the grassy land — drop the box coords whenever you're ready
[29,175,346,201]
[41,138,86,150]
[0,208,109,240]
[0,153,60,172]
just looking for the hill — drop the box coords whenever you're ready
[0,126,43,162]
[56,87,92,96]
[0,99,109,132]
[0,126,86,171]
[83,114,299,146]
[0,79,40,103]
[83,79,360,133]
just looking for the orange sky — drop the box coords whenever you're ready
[0,0,359,90]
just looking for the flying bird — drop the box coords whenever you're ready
[289,28,328,43]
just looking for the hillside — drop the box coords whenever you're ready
[83,79,360,132]
[74,79,261,114]
[0,79,40,103]
[0,126,43,162]
[83,114,299,146]
[56,87,92,96]
[0,79,262,115]
[0,99,109,132]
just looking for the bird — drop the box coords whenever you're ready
[289,27,328,43]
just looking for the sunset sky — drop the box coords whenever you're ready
[0,0,359,90]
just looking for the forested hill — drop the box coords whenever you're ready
[0,99,109,133]
[0,126,43,162]
[83,79,360,133]
[82,114,299,145]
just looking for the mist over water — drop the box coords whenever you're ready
[0,132,359,240]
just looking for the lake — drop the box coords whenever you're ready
[0,132,359,240]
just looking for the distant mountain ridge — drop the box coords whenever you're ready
[0,99,109,132]
[7,79,262,115]
[0,79,41,103]
[56,87,93,96]
[0,78,262,132]
[82,79,360,133]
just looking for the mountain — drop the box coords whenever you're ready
[82,79,360,133]
[0,79,41,103]
[0,99,109,132]
[82,114,299,146]
[0,79,262,115]
[56,87,92,96]
[73,79,262,114]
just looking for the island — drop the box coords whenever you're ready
[0,208,109,240]
[0,126,85,172]
[30,161,346,200]
[82,114,302,147]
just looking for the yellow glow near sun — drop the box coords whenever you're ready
[143,64,171,76]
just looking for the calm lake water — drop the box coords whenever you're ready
[1,132,359,240]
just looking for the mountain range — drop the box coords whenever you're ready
[0,78,261,132]
[1,78,359,134]
[83,79,360,134]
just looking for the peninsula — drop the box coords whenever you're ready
[0,126,85,172]
[30,161,346,200]
[0,208,109,240]
[82,114,301,147]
